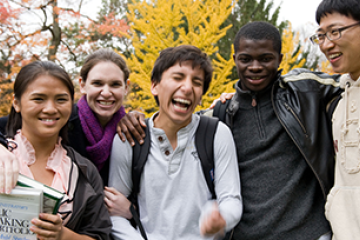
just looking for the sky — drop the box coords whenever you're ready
[269,0,322,33]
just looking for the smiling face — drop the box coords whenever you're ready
[318,12,360,79]
[233,38,282,92]
[13,75,72,144]
[151,60,204,129]
[80,61,128,126]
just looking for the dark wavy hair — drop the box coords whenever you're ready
[6,61,74,145]
[151,45,213,105]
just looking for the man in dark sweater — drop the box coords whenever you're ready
[222,21,341,240]
[119,21,342,240]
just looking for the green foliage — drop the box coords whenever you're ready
[216,0,288,81]
[125,0,235,116]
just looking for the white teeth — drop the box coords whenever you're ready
[250,77,262,80]
[42,119,55,122]
[329,53,342,59]
[99,101,112,105]
[173,105,188,111]
[173,98,191,105]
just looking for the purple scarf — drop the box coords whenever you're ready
[77,96,125,171]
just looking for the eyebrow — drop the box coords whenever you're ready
[317,23,341,32]
[30,93,70,97]
[172,72,204,81]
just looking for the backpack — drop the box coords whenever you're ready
[127,115,219,240]
[213,99,231,125]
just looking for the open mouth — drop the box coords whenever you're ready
[40,118,58,123]
[329,53,342,61]
[98,100,114,106]
[172,98,191,111]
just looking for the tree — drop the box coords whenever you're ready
[125,0,235,116]
[0,0,129,116]
[279,23,306,74]
[216,0,288,81]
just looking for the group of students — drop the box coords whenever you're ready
[0,0,360,239]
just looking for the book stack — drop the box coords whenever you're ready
[0,174,65,240]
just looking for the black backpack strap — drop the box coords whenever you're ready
[195,115,219,199]
[213,99,231,123]
[128,118,150,240]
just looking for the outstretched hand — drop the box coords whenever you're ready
[117,111,146,146]
[0,144,19,194]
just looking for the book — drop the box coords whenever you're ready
[0,186,43,240]
[16,174,65,214]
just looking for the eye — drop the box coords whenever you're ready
[32,97,44,102]
[262,57,272,62]
[239,57,250,63]
[111,81,123,87]
[91,81,102,86]
[193,79,203,87]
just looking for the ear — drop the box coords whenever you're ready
[278,53,284,67]
[13,95,21,113]
[151,81,159,97]
[79,77,87,94]
[125,79,130,95]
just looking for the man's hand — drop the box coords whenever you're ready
[104,186,133,219]
[0,144,19,194]
[209,92,235,109]
[200,203,226,237]
[117,111,146,146]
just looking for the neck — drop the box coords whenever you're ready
[21,131,58,163]
[153,113,192,150]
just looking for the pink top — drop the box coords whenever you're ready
[11,130,78,224]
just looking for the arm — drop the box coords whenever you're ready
[108,135,144,240]
[201,122,242,233]
[116,111,146,146]
[0,134,19,194]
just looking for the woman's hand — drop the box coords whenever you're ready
[104,186,132,219]
[30,213,63,240]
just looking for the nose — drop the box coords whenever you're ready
[320,37,335,53]
[43,100,57,114]
[101,84,112,98]
[249,61,263,72]
[181,77,193,93]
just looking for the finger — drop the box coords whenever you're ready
[128,113,145,143]
[104,186,120,195]
[209,98,220,109]
[138,113,146,128]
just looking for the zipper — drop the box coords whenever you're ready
[284,102,308,138]
[271,83,327,198]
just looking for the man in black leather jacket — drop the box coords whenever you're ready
[210,22,342,240]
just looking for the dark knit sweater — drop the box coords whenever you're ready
[231,81,330,240]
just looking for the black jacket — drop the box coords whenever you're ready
[64,146,112,239]
[224,68,342,197]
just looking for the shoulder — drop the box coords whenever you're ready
[281,68,340,88]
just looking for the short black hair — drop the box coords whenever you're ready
[316,0,360,24]
[151,45,213,105]
[233,21,282,54]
